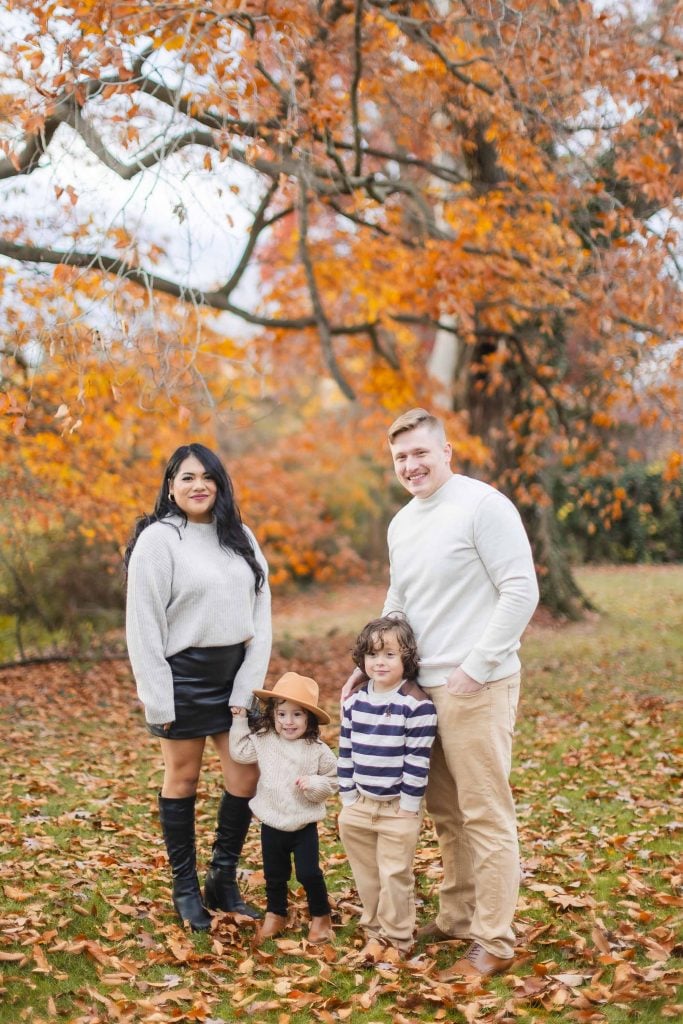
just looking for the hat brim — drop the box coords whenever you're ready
[252,688,330,725]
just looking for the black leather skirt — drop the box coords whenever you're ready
[148,644,246,739]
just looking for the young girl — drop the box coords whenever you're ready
[338,615,437,959]
[229,672,338,944]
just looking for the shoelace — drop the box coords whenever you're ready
[466,942,483,962]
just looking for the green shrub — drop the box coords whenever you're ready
[552,464,683,564]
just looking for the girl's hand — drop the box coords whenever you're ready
[295,776,309,791]
[231,706,247,717]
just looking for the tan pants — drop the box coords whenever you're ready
[338,795,423,952]
[426,674,521,959]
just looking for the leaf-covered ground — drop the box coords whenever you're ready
[1,566,681,1023]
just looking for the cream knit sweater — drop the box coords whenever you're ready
[230,715,338,832]
[126,515,271,724]
[384,474,539,686]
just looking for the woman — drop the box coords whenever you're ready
[124,443,271,931]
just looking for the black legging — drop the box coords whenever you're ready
[261,822,330,917]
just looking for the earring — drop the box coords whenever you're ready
[169,493,175,503]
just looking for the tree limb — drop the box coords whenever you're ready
[351,0,364,178]
[297,181,356,400]
[0,238,371,337]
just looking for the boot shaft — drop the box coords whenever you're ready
[209,790,252,872]
[158,793,199,879]
[157,793,211,931]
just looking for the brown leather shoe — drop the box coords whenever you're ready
[307,914,333,944]
[446,942,514,979]
[256,912,288,942]
[416,920,465,942]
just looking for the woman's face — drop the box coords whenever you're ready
[169,454,218,523]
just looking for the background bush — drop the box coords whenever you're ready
[553,464,683,564]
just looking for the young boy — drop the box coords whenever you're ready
[338,615,437,959]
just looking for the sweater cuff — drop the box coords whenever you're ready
[302,778,334,802]
[399,794,422,814]
[144,702,176,725]
[230,714,250,736]
[340,789,359,806]
[459,651,491,684]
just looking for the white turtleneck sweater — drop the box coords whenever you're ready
[383,474,539,687]
[126,515,271,724]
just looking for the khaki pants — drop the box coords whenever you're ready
[426,674,521,959]
[338,795,423,952]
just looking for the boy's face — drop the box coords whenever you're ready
[364,630,404,692]
[274,699,308,740]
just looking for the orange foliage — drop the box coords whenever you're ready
[0,1,681,609]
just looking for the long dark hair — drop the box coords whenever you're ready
[123,443,265,591]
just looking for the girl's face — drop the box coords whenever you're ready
[364,630,404,692]
[169,454,217,524]
[274,699,309,740]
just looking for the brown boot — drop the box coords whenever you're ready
[307,914,333,944]
[257,912,288,943]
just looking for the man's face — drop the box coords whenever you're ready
[389,423,452,499]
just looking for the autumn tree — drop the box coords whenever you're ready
[0,292,380,661]
[1,0,681,616]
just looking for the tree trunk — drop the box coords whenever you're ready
[460,331,592,620]
[520,502,593,620]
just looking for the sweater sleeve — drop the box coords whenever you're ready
[337,697,359,805]
[125,529,175,725]
[460,491,540,683]
[228,528,273,708]
[300,743,339,803]
[228,713,259,765]
[400,698,438,812]
[382,520,406,616]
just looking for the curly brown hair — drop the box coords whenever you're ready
[249,698,320,741]
[352,613,419,682]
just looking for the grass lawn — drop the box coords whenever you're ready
[0,565,681,1023]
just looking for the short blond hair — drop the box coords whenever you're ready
[387,408,446,444]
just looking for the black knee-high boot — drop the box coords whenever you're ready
[158,794,211,932]
[204,791,261,919]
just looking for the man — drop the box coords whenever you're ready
[345,408,539,978]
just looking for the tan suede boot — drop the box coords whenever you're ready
[307,914,333,944]
[257,912,288,942]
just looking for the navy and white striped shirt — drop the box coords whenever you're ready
[338,680,437,813]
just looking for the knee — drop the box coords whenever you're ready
[225,763,258,799]
[295,865,323,888]
[162,773,200,799]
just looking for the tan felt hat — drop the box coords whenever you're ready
[252,672,330,725]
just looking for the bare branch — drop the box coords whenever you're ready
[214,180,281,299]
[297,181,356,400]
[351,0,364,178]
[0,238,379,340]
